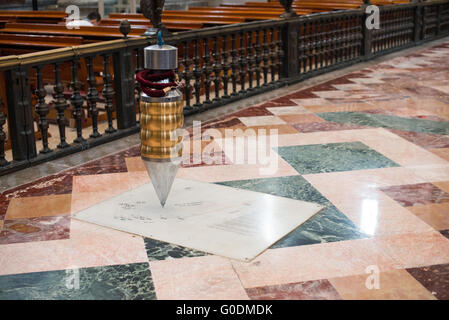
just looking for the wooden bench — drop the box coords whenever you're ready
[0,22,148,40]
[0,33,83,56]
[99,18,204,30]
[0,10,67,24]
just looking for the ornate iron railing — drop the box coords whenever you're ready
[0,0,448,176]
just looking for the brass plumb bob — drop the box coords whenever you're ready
[140,99,184,160]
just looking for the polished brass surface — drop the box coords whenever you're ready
[140,100,184,160]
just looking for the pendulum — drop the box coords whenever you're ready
[137,32,183,207]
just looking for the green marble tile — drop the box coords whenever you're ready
[217,176,368,248]
[276,142,398,174]
[318,112,449,135]
[144,238,208,261]
[0,263,155,300]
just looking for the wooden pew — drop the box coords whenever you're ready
[111,11,282,22]
[188,6,312,15]
[0,34,83,56]
[101,16,239,28]
[99,18,204,30]
[0,22,148,40]
[0,10,67,24]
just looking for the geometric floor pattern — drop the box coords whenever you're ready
[1,39,449,299]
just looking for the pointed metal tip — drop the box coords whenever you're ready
[143,159,180,207]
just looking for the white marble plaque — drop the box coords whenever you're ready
[73,179,323,261]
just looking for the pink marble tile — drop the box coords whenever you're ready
[291,98,329,106]
[409,164,449,182]
[246,279,342,300]
[349,78,385,85]
[312,90,350,99]
[125,157,146,172]
[266,106,311,115]
[302,103,376,113]
[389,130,449,149]
[350,128,449,167]
[231,238,401,289]
[304,168,434,236]
[150,255,249,300]
[71,172,149,213]
[5,194,71,220]
[332,83,371,91]
[278,114,326,124]
[375,231,449,268]
[238,116,286,127]
[329,269,436,300]
[0,219,148,276]
[178,155,299,182]
[407,203,449,231]
[0,215,70,245]
[380,182,449,207]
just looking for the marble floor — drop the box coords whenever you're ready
[1,40,449,300]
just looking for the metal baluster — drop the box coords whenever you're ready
[276,26,283,81]
[34,65,52,154]
[239,31,246,92]
[193,39,202,108]
[53,63,69,149]
[86,56,101,138]
[262,29,269,85]
[213,36,222,101]
[135,48,144,112]
[338,18,344,63]
[299,23,305,73]
[330,19,336,65]
[308,22,314,72]
[324,19,330,67]
[247,31,254,90]
[254,29,262,87]
[270,27,276,82]
[182,41,192,109]
[71,58,85,143]
[315,21,321,69]
[203,37,212,104]
[222,35,230,98]
[230,33,238,95]
[343,16,348,62]
[0,96,7,166]
[102,54,116,134]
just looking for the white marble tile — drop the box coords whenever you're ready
[266,106,311,115]
[73,179,323,261]
[332,84,371,91]
[238,116,287,127]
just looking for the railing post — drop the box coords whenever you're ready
[281,18,299,81]
[436,2,442,36]
[4,66,36,161]
[413,0,423,42]
[114,21,137,130]
[361,0,373,60]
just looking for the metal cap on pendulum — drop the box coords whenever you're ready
[137,32,183,207]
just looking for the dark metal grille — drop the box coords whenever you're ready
[1,1,449,176]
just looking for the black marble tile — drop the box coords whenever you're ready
[217,175,368,248]
[276,142,399,175]
[407,263,449,300]
[441,230,449,240]
[0,263,156,300]
[144,238,207,261]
